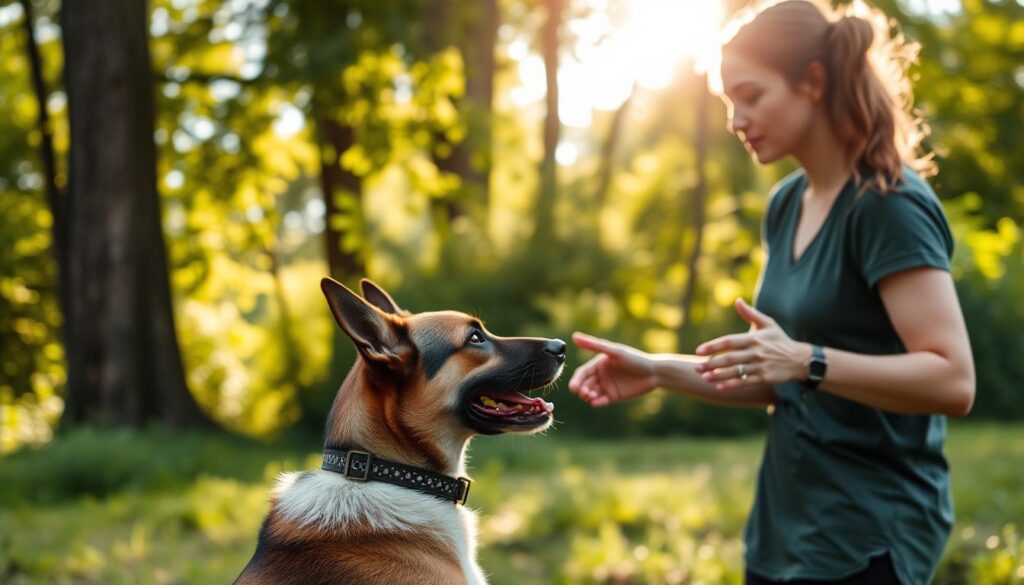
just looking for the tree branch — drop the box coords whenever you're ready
[155,71,262,86]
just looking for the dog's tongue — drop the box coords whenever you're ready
[478,393,554,415]
[501,393,554,414]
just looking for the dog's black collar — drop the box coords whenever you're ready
[321,447,472,506]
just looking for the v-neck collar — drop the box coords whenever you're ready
[787,174,854,269]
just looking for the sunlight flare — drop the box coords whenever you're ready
[510,0,724,127]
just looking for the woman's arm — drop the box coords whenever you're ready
[817,267,974,415]
[569,333,776,408]
[697,267,975,417]
[653,353,776,407]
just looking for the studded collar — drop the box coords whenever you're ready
[321,447,472,505]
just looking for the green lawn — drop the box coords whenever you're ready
[1,423,1022,584]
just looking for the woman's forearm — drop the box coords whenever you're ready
[658,343,974,415]
[652,353,776,407]
[816,345,974,417]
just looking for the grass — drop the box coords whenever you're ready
[0,423,1022,584]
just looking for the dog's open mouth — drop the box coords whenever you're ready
[458,355,562,435]
[470,392,554,423]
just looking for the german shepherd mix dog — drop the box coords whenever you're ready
[235,278,565,585]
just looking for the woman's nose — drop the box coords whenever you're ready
[729,114,749,135]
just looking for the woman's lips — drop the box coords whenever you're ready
[746,137,763,150]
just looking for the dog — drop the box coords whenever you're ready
[235,277,565,585]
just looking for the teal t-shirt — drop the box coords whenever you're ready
[746,168,955,585]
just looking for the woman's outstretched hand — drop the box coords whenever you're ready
[695,298,810,390]
[568,333,660,407]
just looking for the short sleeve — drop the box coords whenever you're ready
[848,180,954,290]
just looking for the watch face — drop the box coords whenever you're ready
[808,358,827,381]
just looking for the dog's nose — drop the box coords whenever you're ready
[544,339,567,362]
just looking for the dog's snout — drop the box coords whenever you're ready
[544,339,567,362]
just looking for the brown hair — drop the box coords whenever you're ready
[718,0,935,192]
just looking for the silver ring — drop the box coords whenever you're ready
[738,364,748,379]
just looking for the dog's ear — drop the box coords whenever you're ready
[360,278,410,317]
[321,277,408,368]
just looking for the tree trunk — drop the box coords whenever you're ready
[422,0,465,224]
[535,0,563,240]
[60,0,209,428]
[679,85,711,338]
[19,0,67,315]
[460,0,497,204]
[315,113,364,282]
[422,0,498,223]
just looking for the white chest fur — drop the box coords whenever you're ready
[273,471,487,585]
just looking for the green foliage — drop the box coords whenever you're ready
[0,195,63,453]
[887,0,1024,225]
[471,436,754,584]
[1,0,1023,451]
[931,423,1024,584]
[0,0,65,453]
[1,424,1022,583]
[0,426,305,506]
[947,198,1024,419]
[143,0,468,438]
[175,260,333,437]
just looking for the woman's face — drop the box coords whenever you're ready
[719,53,817,165]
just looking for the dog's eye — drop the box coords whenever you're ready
[467,331,486,345]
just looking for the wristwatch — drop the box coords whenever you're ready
[806,344,827,388]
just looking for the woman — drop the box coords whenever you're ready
[567,1,975,584]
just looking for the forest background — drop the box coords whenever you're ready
[1,0,1022,583]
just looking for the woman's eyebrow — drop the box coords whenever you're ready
[724,80,757,97]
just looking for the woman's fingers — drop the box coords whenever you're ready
[568,353,606,393]
[570,332,623,406]
[696,349,758,372]
[696,333,756,356]
[570,332,654,407]
[578,379,605,405]
[735,298,775,329]
[572,331,623,356]
[701,362,760,383]
[569,358,618,407]
[714,372,766,391]
[575,371,607,405]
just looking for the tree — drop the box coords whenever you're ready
[60,0,209,427]
[679,84,711,334]
[18,0,64,314]
[421,0,499,223]
[534,0,564,242]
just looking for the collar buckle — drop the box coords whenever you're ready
[344,450,373,481]
[456,477,472,506]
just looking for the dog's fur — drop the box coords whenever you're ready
[235,278,564,585]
